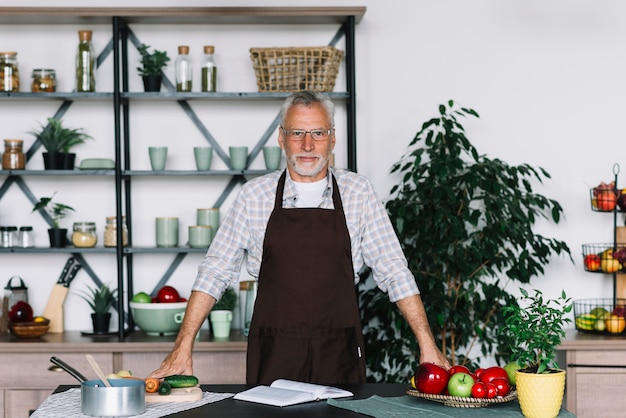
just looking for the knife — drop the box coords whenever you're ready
[43,257,81,333]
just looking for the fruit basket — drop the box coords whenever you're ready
[249,46,344,92]
[405,388,517,408]
[581,243,626,273]
[9,318,50,339]
[574,298,626,335]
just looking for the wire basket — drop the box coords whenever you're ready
[581,243,626,273]
[573,299,626,335]
[589,187,622,212]
[249,46,344,92]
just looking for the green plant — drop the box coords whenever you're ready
[213,287,237,311]
[77,282,117,314]
[31,192,75,229]
[501,288,572,373]
[30,117,92,153]
[137,43,170,76]
[358,100,572,383]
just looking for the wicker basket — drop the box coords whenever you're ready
[249,46,344,92]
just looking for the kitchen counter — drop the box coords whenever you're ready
[0,330,247,418]
[48,383,574,417]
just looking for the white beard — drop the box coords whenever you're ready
[288,152,329,178]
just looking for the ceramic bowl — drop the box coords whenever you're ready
[9,319,50,339]
[130,301,187,336]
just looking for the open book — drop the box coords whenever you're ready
[233,379,354,407]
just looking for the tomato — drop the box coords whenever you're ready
[479,366,509,383]
[8,301,34,323]
[471,382,486,399]
[491,377,511,397]
[413,362,449,395]
[484,382,497,399]
[448,365,471,376]
[156,286,181,303]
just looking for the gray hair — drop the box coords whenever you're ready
[280,91,335,128]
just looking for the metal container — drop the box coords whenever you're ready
[81,379,145,417]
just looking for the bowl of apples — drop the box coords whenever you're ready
[130,286,188,336]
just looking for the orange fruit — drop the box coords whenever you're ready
[605,314,626,333]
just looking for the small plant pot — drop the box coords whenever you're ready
[61,153,76,170]
[42,152,65,170]
[516,369,566,418]
[47,228,68,248]
[91,312,112,334]
[142,75,162,92]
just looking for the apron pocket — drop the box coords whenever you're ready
[253,327,362,385]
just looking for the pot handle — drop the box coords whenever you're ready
[50,356,87,382]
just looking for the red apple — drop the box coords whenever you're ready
[584,254,602,271]
[484,382,497,399]
[479,366,509,384]
[491,377,511,397]
[156,285,181,303]
[471,382,486,399]
[8,301,33,323]
[448,365,471,376]
[413,362,449,395]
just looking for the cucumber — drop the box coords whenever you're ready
[163,374,199,388]
[158,381,172,395]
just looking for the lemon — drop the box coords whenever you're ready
[33,316,46,323]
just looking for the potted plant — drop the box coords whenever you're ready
[210,286,238,339]
[77,282,118,334]
[30,117,92,169]
[502,288,572,418]
[31,192,75,247]
[358,100,572,382]
[137,43,170,92]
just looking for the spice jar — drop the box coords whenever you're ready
[18,226,34,248]
[104,216,128,247]
[0,226,18,248]
[72,222,97,248]
[0,52,19,92]
[2,139,25,170]
[31,68,56,92]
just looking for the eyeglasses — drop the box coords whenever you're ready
[281,128,334,141]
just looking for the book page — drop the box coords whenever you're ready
[233,385,315,407]
[271,379,354,399]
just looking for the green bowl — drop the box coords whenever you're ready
[130,301,187,336]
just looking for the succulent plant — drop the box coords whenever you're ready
[77,283,118,314]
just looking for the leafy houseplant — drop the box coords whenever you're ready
[502,288,571,417]
[210,287,238,339]
[137,43,170,92]
[32,193,75,247]
[77,283,118,334]
[30,117,92,169]
[358,100,572,383]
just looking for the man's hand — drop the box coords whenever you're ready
[149,290,216,377]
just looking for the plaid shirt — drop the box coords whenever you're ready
[192,168,419,302]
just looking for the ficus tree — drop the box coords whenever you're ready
[358,100,572,383]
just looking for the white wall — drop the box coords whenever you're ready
[0,0,622,331]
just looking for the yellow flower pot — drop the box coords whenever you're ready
[515,369,566,418]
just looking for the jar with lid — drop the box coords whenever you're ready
[76,30,95,92]
[2,139,25,170]
[31,68,56,93]
[0,226,18,248]
[0,51,19,92]
[201,45,217,92]
[72,222,97,248]
[104,216,128,247]
[18,226,34,248]
[175,45,192,92]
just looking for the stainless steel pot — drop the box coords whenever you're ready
[81,379,146,417]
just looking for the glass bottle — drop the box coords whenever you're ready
[76,30,95,92]
[31,68,56,93]
[201,45,217,92]
[2,139,25,170]
[0,51,19,92]
[175,45,192,92]
[72,222,97,248]
[104,216,128,247]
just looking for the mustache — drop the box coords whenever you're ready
[292,152,322,159]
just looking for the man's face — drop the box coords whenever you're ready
[278,102,336,183]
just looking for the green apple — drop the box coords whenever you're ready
[503,361,521,385]
[590,307,609,319]
[131,292,152,303]
[447,372,474,397]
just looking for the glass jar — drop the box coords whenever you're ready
[72,222,97,248]
[104,216,128,247]
[175,45,192,92]
[0,226,17,248]
[18,226,34,248]
[31,68,56,92]
[2,139,25,170]
[201,45,217,92]
[0,51,19,92]
[76,30,95,92]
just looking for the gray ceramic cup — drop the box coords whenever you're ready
[156,217,179,247]
[188,225,212,248]
[194,146,213,171]
[149,146,168,170]
[263,146,282,170]
[229,146,248,170]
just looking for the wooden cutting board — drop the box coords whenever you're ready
[146,387,203,403]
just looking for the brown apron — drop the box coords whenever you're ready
[246,171,366,385]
